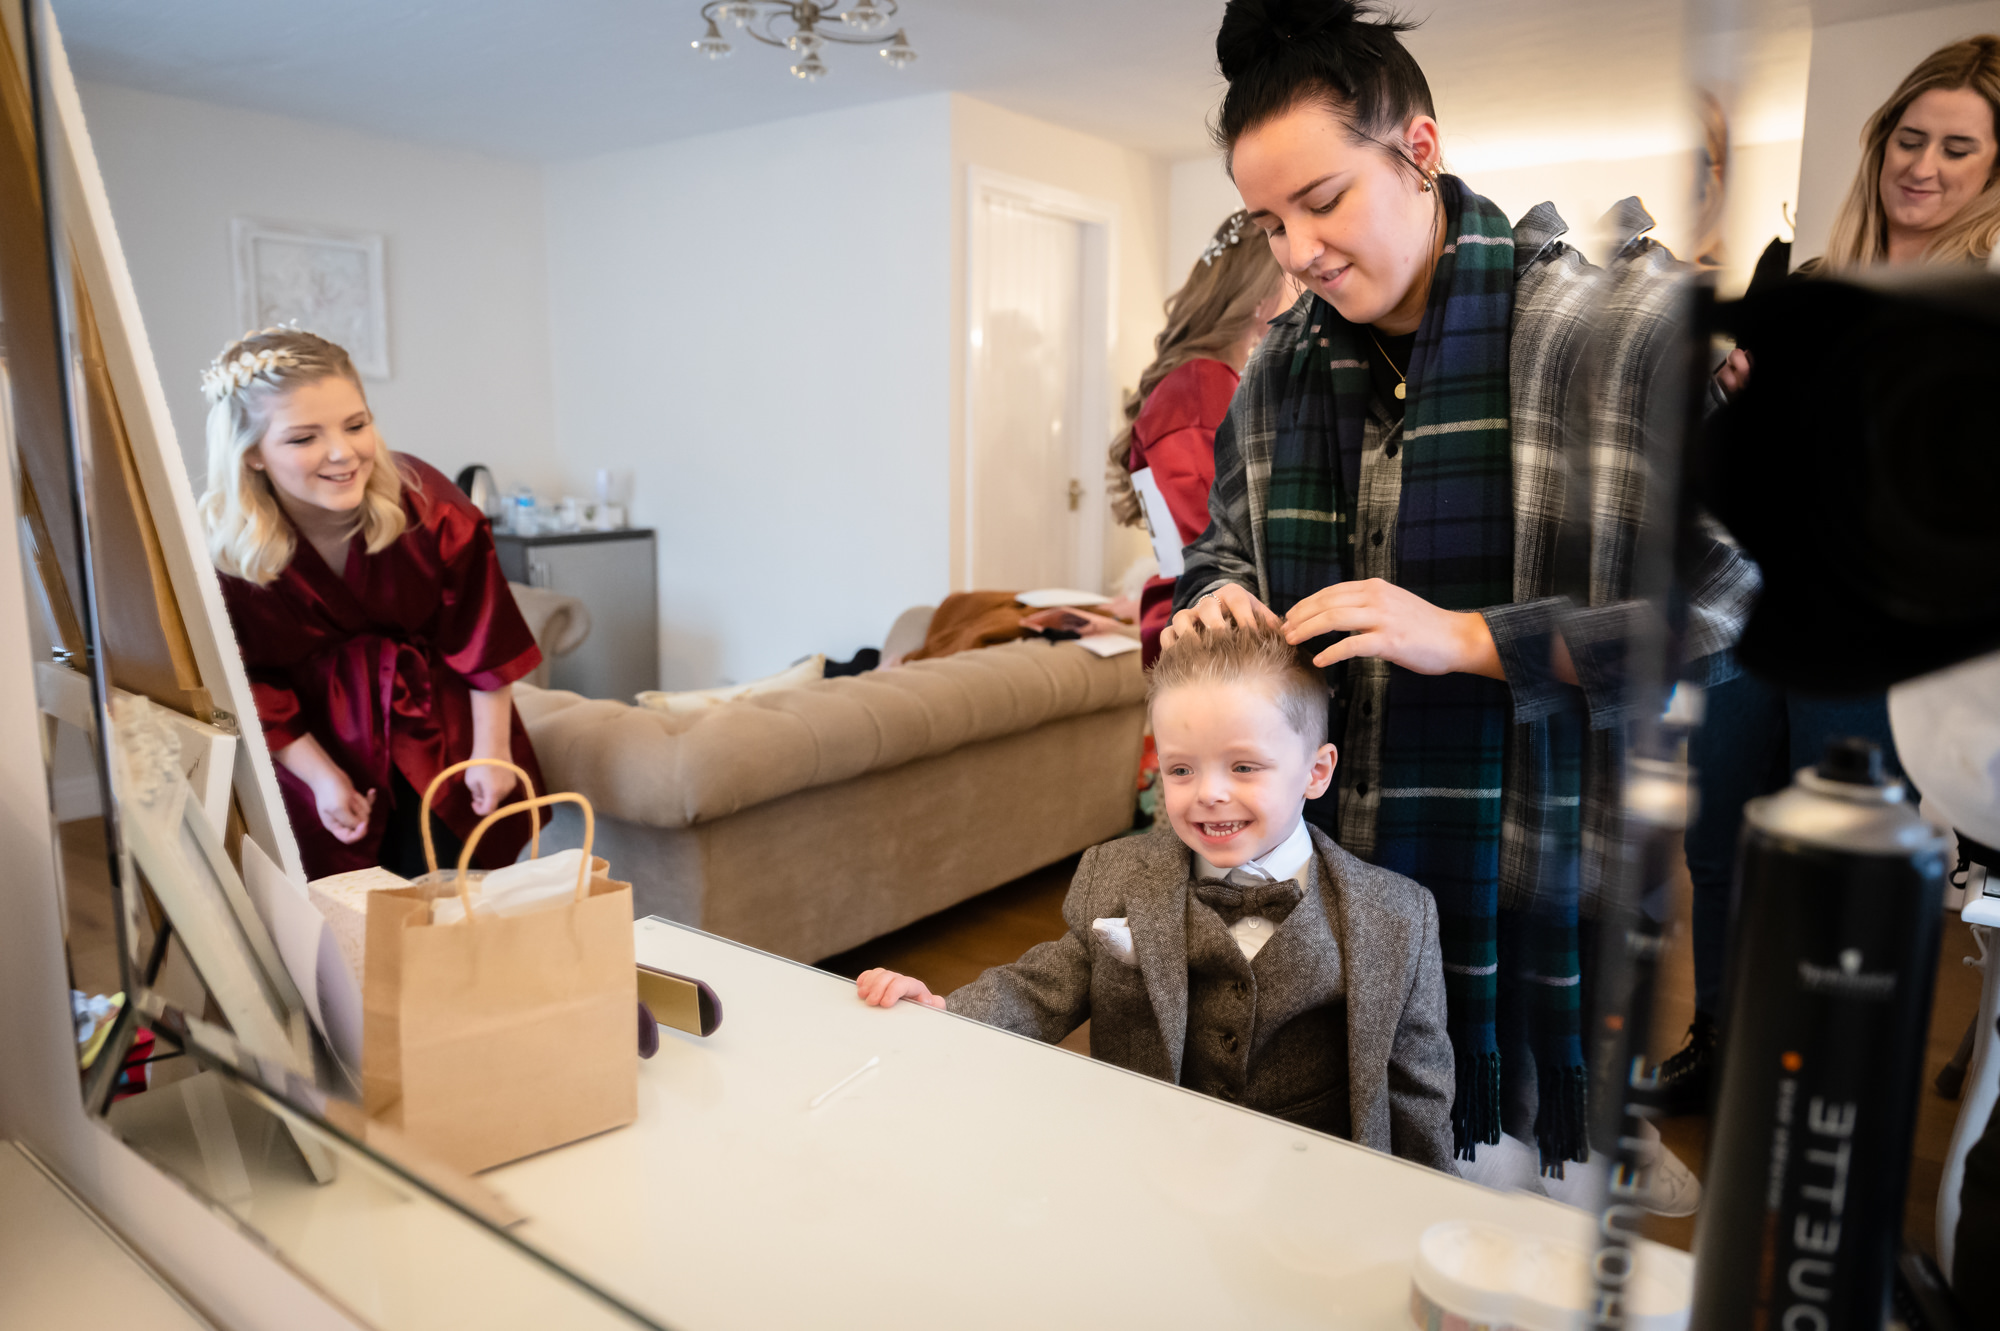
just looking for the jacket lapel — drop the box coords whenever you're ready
[1245,859,1340,1049]
[1124,830,1192,1083]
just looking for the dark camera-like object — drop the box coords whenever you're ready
[1696,270,2000,693]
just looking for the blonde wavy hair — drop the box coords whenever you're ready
[197,328,408,585]
[1107,211,1288,527]
[1823,35,2000,269]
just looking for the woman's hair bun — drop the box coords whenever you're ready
[1211,0,1431,155]
[1216,0,1368,82]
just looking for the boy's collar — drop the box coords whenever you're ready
[1193,818,1313,885]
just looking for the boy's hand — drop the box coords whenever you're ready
[856,968,945,1010]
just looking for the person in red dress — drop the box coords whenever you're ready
[1107,211,1298,664]
[197,328,546,880]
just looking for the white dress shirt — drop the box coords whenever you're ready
[1194,818,1314,961]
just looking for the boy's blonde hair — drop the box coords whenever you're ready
[197,327,408,585]
[1147,614,1329,746]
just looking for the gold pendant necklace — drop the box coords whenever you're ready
[1369,330,1408,400]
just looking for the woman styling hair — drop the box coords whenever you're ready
[1660,35,2000,1118]
[199,327,547,880]
[1108,210,1295,664]
[1162,0,1742,1200]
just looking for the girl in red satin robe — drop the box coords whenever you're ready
[199,328,545,880]
[1107,212,1298,664]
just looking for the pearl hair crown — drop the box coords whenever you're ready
[199,323,307,405]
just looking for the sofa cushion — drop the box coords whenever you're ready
[515,638,1146,829]
[636,653,824,714]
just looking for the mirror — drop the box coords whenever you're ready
[11,0,1993,1323]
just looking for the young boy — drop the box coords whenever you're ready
[857,620,1456,1171]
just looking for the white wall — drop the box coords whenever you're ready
[1168,155,1246,292]
[1793,0,2000,263]
[949,95,1165,594]
[1169,140,1803,300]
[545,95,954,689]
[75,82,556,497]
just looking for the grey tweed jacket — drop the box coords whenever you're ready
[947,823,1457,1172]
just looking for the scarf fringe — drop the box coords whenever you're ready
[1533,1062,1591,1177]
[1451,1049,1503,1161]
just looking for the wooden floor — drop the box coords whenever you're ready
[820,846,1989,1259]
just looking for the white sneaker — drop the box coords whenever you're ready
[1535,1120,1703,1218]
[1456,1131,1548,1195]
[1634,1135,1702,1218]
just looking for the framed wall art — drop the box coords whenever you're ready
[230,218,390,378]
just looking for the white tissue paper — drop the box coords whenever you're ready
[429,849,591,926]
[1092,916,1138,967]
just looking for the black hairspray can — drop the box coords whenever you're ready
[1690,739,1948,1329]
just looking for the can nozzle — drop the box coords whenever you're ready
[1816,736,1885,786]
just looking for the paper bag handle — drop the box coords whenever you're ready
[448,792,596,923]
[421,758,538,874]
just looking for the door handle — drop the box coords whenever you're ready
[1067,479,1083,512]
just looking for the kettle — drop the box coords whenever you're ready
[454,465,501,519]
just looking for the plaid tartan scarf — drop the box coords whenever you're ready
[1266,182,1583,1166]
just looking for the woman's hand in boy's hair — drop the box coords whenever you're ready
[856,968,946,1010]
[1283,578,1505,679]
[1161,583,1282,651]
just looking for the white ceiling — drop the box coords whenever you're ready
[51,0,1876,166]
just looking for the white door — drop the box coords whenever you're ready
[968,193,1089,590]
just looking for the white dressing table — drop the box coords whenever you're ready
[472,917,1689,1331]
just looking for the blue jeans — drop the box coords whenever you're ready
[1683,666,1901,1017]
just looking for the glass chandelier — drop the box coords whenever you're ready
[693,1,919,81]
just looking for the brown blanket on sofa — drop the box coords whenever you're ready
[903,590,1026,661]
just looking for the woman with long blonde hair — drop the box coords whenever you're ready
[1822,35,2000,268]
[1110,210,1294,663]
[199,327,546,879]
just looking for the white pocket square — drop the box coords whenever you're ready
[1092,916,1138,967]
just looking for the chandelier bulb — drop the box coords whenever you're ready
[718,1,760,27]
[693,17,733,59]
[790,50,828,81]
[842,0,889,32]
[879,28,917,67]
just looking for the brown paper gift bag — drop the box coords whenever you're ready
[362,772,635,1174]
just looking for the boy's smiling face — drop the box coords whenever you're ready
[1153,679,1337,869]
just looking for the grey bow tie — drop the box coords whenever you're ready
[1194,867,1302,927]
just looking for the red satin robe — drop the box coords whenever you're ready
[218,455,546,879]
[1129,357,1240,664]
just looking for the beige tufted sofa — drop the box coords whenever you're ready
[513,638,1147,962]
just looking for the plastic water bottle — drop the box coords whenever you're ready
[509,487,537,535]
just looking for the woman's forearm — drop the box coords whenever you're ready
[469,685,514,758]
[274,733,346,789]
[1456,611,1579,685]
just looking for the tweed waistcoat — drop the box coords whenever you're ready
[1179,863,1351,1138]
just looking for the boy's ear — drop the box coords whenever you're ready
[1304,742,1338,800]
